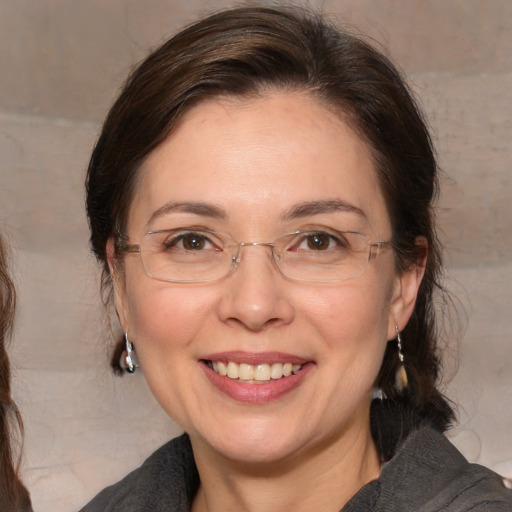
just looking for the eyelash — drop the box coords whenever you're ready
[292,232,349,251]
[158,228,354,253]
[163,231,219,250]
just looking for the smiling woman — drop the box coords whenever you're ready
[80,6,511,512]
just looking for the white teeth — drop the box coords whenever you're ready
[239,363,254,380]
[254,364,270,381]
[210,360,303,381]
[217,361,227,376]
[270,362,283,379]
[227,361,239,379]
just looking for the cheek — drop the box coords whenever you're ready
[302,282,391,335]
[125,280,216,356]
[297,278,393,371]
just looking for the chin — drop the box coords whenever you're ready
[192,418,309,465]
[215,439,303,466]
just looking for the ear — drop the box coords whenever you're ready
[387,237,427,340]
[106,238,130,332]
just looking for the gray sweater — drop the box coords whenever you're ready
[80,426,512,511]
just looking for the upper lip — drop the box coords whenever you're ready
[200,351,311,365]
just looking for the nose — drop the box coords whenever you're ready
[217,244,295,332]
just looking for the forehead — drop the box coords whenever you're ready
[128,92,389,236]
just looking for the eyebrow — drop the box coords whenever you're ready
[147,201,227,227]
[147,198,366,228]
[281,199,367,221]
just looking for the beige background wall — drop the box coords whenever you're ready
[0,1,511,510]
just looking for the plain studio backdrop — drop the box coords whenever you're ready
[0,1,510,511]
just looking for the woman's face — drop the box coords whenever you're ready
[112,92,421,464]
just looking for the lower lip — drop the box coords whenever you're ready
[201,362,314,404]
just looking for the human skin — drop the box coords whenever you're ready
[108,92,424,511]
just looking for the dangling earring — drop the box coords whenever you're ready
[123,332,139,373]
[395,325,408,392]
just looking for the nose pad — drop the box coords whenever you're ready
[231,243,279,274]
[218,244,294,331]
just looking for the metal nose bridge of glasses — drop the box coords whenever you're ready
[205,240,317,281]
[231,241,281,263]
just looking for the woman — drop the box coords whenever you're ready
[0,233,33,512]
[81,6,511,511]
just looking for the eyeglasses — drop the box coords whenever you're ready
[117,228,392,283]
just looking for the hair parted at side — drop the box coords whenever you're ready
[86,5,455,441]
[0,233,32,511]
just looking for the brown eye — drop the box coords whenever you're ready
[162,232,213,251]
[305,233,332,250]
[181,233,207,250]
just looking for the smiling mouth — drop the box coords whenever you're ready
[205,360,303,383]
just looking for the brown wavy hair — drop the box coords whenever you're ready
[86,6,455,438]
[0,233,32,511]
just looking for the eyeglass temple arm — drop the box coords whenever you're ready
[369,240,393,258]
[116,240,141,254]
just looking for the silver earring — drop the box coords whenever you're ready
[395,325,408,392]
[124,332,139,373]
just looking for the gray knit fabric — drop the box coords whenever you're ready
[80,427,512,511]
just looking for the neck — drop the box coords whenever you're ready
[190,421,380,512]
